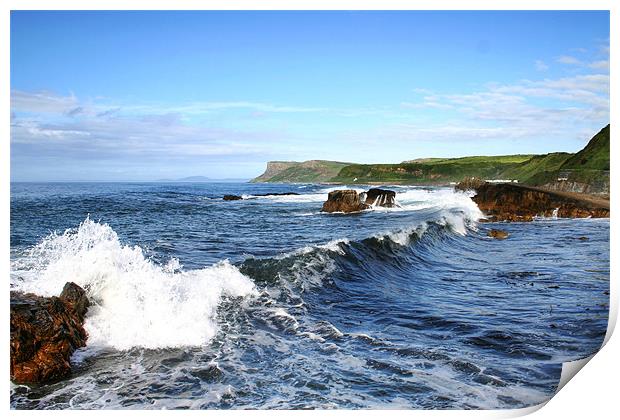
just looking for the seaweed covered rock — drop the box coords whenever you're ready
[10,282,90,384]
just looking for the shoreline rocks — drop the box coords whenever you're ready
[458,182,610,222]
[322,188,397,213]
[10,282,90,385]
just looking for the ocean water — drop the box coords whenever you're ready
[9,182,609,409]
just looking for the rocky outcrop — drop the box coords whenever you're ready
[322,190,367,213]
[454,177,486,192]
[468,182,610,222]
[322,188,397,213]
[363,188,396,207]
[10,282,90,384]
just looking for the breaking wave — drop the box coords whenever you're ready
[10,217,256,350]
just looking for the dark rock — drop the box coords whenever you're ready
[224,192,300,201]
[253,192,300,197]
[321,190,368,213]
[10,282,90,384]
[487,229,509,240]
[223,195,243,201]
[60,282,90,322]
[471,183,609,222]
[321,188,397,213]
[363,188,396,207]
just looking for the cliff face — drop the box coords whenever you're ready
[470,183,609,222]
[251,160,351,183]
[252,161,298,182]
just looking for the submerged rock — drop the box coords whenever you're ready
[223,195,243,201]
[487,229,509,240]
[252,192,300,197]
[224,192,300,201]
[469,182,609,222]
[10,282,90,384]
[363,188,396,207]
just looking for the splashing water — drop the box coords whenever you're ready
[11,217,257,350]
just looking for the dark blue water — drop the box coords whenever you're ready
[10,182,609,409]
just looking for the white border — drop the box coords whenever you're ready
[2,1,616,418]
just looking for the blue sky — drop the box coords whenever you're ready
[10,11,610,181]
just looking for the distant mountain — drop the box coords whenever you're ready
[251,160,352,183]
[251,124,610,194]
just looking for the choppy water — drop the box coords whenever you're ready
[10,182,609,409]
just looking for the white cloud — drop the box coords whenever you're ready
[11,90,79,113]
[556,55,582,65]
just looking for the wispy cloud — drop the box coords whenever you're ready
[589,60,609,70]
[346,67,609,154]
[535,60,549,71]
[556,55,582,65]
[10,90,310,177]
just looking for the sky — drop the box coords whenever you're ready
[10,10,610,181]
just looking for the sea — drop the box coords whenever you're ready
[9,182,610,409]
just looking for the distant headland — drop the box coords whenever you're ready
[252,124,610,196]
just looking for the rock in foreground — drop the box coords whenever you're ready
[10,282,90,384]
[322,188,397,213]
[468,182,609,222]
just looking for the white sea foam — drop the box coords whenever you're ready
[11,217,257,350]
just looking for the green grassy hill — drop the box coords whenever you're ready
[559,124,610,171]
[332,155,534,184]
[497,152,572,185]
[252,125,610,192]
